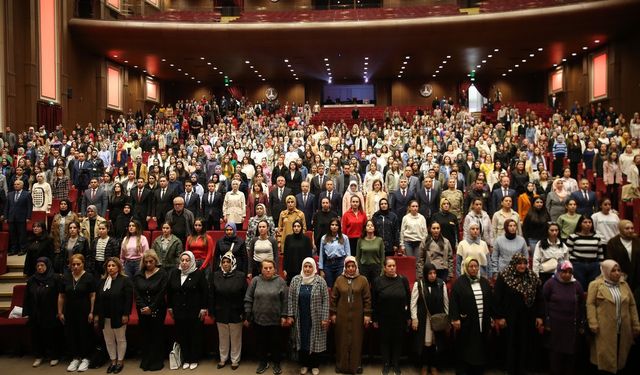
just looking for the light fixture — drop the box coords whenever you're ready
[364,57,369,60]
[244,60,250,64]
[401,66,405,70]
[538,47,543,51]
[113,55,118,58]
[250,65,254,68]
[200,57,205,60]
[508,69,513,72]
[197,80,201,83]
[477,65,481,68]
[184,73,188,76]
[582,46,588,50]
[439,65,443,69]
[219,71,223,75]
[594,39,600,43]
[364,62,368,65]
[405,56,410,59]
[435,70,440,73]
[293,73,296,76]
[324,57,329,61]
[177,68,182,71]
[397,75,402,78]
[258,74,262,77]
[529,54,535,57]
[142,70,146,73]
[502,73,506,76]
[133,65,138,68]
[571,52,577,56]
[161,58,166,62]
[191,76,195,79]
[287,64,291,67]
[514,64,519,67]
[443,61,447,64]
[446,55,451,58]
[432,74,436,77]
[562,58,567,62]
[553,64,557,67]
[290,69,294,72]
[403,61,408,65]
[472,69,476,73]
[213,67,217,70]
[325,63,330,66]
[124,60,128,63]
[328,72,332,76]
[207,62,211,65]
[364,67,368,70]
[522,59,527,62]
[254,70,258,73]
[494,48,499,52]
[481,60,486,63]
[488,54,493,58]
[169,63,174,67]
[262,78,266,81]
[284,59,289,62]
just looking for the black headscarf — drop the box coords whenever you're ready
[504,219,517,240]
[421,263,445,314]
[33,257,54,284]
[59,199,72,216]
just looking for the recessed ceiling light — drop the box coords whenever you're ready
[405,56,410,59]
[177,68,182,71]
[287,64,291,67]
[191,77,195,80]
[502,73,506,76]
[200,57,205,60]
[124,60,128,63]
[471,77,475,81]
[229,79,233,83]
[401,66,405,69]
[476,65,481,68]
[364,62,368,65]
[529,54,535,57]
[250,65,254,68]
[494,48,499,52]
[364,57,369,60]
[258,74,262,77]
[184,73,188,76]
[562,58,567,62]
[325,63,330,66]
[219,71,223,75]
[488,54,493,58]
[284,59,289,62]
[290,69,294,72]
[435,70,440,73]
[295,77,299,80]
[439,65,443,69]
[207,62,211,65]
[472,69,476,73]
[293,73,296,76]
[480,60,486,64]
[213,67,217,70]
[582,46,588,50]
[133,65,138,68]
[113,55,118,58]
[446,55,451,59]
[432,74,436,77]
[403,61,408,65]
[254,70,258,73]
[397,75,402,78]
[244,60,250,64]
[262,78,266,81]
[197,80,201,83]
[508,69,513,72]
[442,61,447,64]
[364,67,368,70]
[142,70,146,73]
[594,39,600,43]
[169,63,174,67]
[538,47,543,51]
[522,59,527,62]
[328,72,332,75]
[571,52,577,56]
[553,64,557,67]
[514,64,519,67]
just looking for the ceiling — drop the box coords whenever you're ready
[69,0,640,85]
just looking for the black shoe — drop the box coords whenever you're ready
[218,362,226,369]
[113,364,123,374]
[273,363,282,374]
[393,367,401,375]
[357,367,363,374]
[382,364,390,375]
[256,362,270,374]
[106,364,115,373]
[18,251,26,256]
[231,363,239,371]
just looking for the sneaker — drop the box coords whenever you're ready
[32,358,43,367]
[67,359,80,372]
[300,367,309,375]
[312,368,320,375]
[273,363,282,375]
[256,362,270,374]
[183,363,190,370]
[190,363,198,370]
[50,359,59,367]
[78,359,90,372]
[381,364,390,375]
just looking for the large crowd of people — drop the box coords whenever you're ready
[5,95,640,374]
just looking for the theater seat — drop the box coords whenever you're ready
[390,256,416,287]
[0,285,28,325]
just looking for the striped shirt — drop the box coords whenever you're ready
[552,141,567,157]
[605,282,622,333]
[566,233,605,262]
[471,282,484,332]
[96,237,108,262]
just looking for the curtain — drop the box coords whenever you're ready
[37,101,62,132]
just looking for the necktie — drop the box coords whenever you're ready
[328,192,332,201]
[303,194,307,206]
[209,192,213,204]
[503,189,507,197]
[161,189,165,200]
[427,189,431,203]
[80,161,83,169]
[91,189,96,200]
[402,189,406,197]
[138,189,142,201]
[584,191,588,201]
[15,191,20,202]
[186,193,190,202]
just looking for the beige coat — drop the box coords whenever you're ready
[586,276,640,373]
[80,215,107,248]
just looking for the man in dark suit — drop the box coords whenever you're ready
[606,220,640,290]
[269,176,292,226]
[310,166,328,202]
[570,179,598,217]
[489,176,518,216]
[71,152,91,191]
[182,180,201,215]
[296,181,316,230]
[152,175,176,226]
[4,180,32,255]
[416,177,440,219]
[318,180,342,216]
[202,180,224,230]
[131,178,153,230]
[391,176,414,219]
[81,178,109,217]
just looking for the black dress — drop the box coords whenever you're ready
[134,268,168,371]
[282,233,313,285]
[108,194,128,225]
[23,272,63,359]
[372,274,411,369]
[209,269,247,323]
[23,234,54,276]
[61,271,96,359]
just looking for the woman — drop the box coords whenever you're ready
[542,260,584,375]
[108,183,128,225]
[278,195,307,246]
[603,151,623,210]
[55,221,90,274]
[372,258,411,375]
[244,259,288,375]
[400,200,428,257]
[493,254,544,375]
[185,218,214,272]
[372,198,400,256]
[90,221,120,277]
[557,199,581,241]
[356,219,385,284]
[491,219,529,277]
[167,251,208,370]
[51,199,79,252]
[209,252,247,370]
[57,254,96,372]
[319,218,351,288]
[342,181,364,215]
[517,182,538,222]
[246,203,276,245]
[566,215,606,291]
[365,179,387,218]
[546,179,568,222]
[151,222,182,272]
[285,161,303,196]
[223,179,246,230]
[586,260,640,374]
[411,263,449,375]
[430,198,460,249]
[450,257,495,375]
[94,258,133,374]
[331,256,371,374]
[112,203,133,241]
[23,221,54,276]
[591,198,620,244]
[533,223,569,283]
[287,258,330,375]
[561,167,579,193]
[552,136,567,177]
[119,220,149,277]
[283,219,313,285]
[457,222,490,277]
[23,257,62,367]
[248,183,269,219]
[342,195,367,254]
[417,221,454,281]
[522,197,551,254]
[248,220,279,277]
[51,166,71,200]
[31,172,52,213]
[133,250,168,372]
[463,198,493,246]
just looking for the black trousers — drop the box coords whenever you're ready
[299,351,320,369]
[359,263,381,284]
[379,316,405,367]
[552,156,565,178]
[66,315,94,358]
[549,351,574,375]
[31,320,63,359]
[174,317,203,364]
[139,313,166,371]
[254,324,283,364]
[8,220,27,253]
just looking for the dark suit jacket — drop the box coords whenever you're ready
[130,187,153,222]
[271,165,288,185]
[319,190,342,216]
[182,192,201,215]
[606,235,640,290]
[95,275,133,329]
[391,189,415,219]
[296,192,316,229]
[284,171,303,196]
[269,186,292,224]
[81,187,109,217]
[5,190,32,222]
[415,187,440,218]
[71,160,91,190]
[202,190,225,223]
[152,187,177,223]
[167,268,208,320]
[489,188,518,216]
[570,190,597,217]
[310,174,329,201]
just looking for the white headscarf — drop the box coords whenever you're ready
[179,250,197,276]
[300,257,317,285]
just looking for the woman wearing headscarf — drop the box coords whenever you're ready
[371,198,400,256]
[244,259,288,375]
[490,219,529,277]
[429,198,460,250]
[279,194,307,247]
[23,221,54,277]
[283,219,313,285]
[287,258,330,375]
[167,251,208,370]
[546,178,568,223]
[248,219,279,277]
[50,198,78,254]
[542,260,584,375]
[493,254,544,375]
[417,221,454,281]
[450,257,495,375]
[246,203,276,245]
[94,257,133,374]
[456,223,490,277]
[23,257,62,367]
[342,180,364,217]
[330,256,372,374]
[209,252,247,370]
[587,259,640,374]
[411,263,449,375]
[134,250,168,371]
[214,222,248,275]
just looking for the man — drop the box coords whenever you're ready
[4,180,32,255]
[164,196,194,245]
[131,178,152,229]
[606,220,640,290]
[202,180,224,230]
[416,177,440,219]
[182,180,201,215]
[269,176,292,224]
[391,177,414,219]
[403,165,420,194]
[167,171,184,195]
[87,149,105,179]
[489,176,517,216]
[81,178,108,217]
[71,152,91,192]
[296,181,316,230]
[152,176,176,226]
[310,164,328,201]
[570,178,597,217]
[465,179,490,215]
[132,155,148,181]
[4,126,17,153]
[318,180,342,216]
[80,205,107,248]
[337,163,360,195]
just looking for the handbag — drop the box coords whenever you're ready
[541,258,558,273]
[169,341,182,370]
[418,280,450,332]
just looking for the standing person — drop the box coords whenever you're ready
[311,197,338,253]
[491,196,521,239]
[244,259,288,375]
[586,260,640,374]
[167,251,208,370]
[411,263,449,375]
[55,221,90,274]
[456,223,490,277]
[23,257,62,367]
[522,197,551,255]
[283,220,313,285]
[246,203,276,246]
[133,250,169,372]
[90,221,120,277]
[119,220,149,277]
[371,198,400,256]
[532,223,569,283]
[209,253,247,371]
[450,257,495,375]
[372,258,411,375]
[356,219,385,284]
[490,219,529,277]
[94,258,133,374]
[319,218,351,288]
[202,179,225,230]
[606,219,640,291]
[278,195,307,248]
[5,179,32,255]
[248,220,279,277]
[400,201,428,257]
[463,198,493,248]
[429,198,460,250]
[331,256,372,374]
[517,182,539,222]
[591,198,620,244]
[31,172,52,214]
[603,152,623,211]
[417,221,454,281]
[493,254,544,375]
[185,218,214,273]
[570,179,598,218]
[557,199,581,241]
[51,199,79,252]
[223,179,247,230]
[542,260,584,375]
[365,179,388,218]
[546,179,569,223]
[151,222,182,272]
[108,183,128,226]
[342,195,367,255]
[57,254,96,372]
[213,222,248,275]
[287,258,330,375]
[23,222,54,277]
[566,215,606,291]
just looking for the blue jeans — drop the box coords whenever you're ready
[322,259,344,288]
[124,259,140,278]
[572,260,600,291]
[527,238,540,256]
[403,241,422,257]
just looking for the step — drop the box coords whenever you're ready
[0,300,10,311]
[0,272,27,282]
[0,283,16,298]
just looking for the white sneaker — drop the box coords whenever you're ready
[77,358,90,372]
[183,363,190,370]
[50,359,59,366]
[32,358,43,367]
[300,367,308,375]
[190,363,198,370]
[312,368,320,375]
[67,359,80,372]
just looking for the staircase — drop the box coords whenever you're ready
[310,105,420,125]
[0,255,26,312]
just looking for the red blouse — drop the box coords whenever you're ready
[185,234,214,270]
[341,209,368,239]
